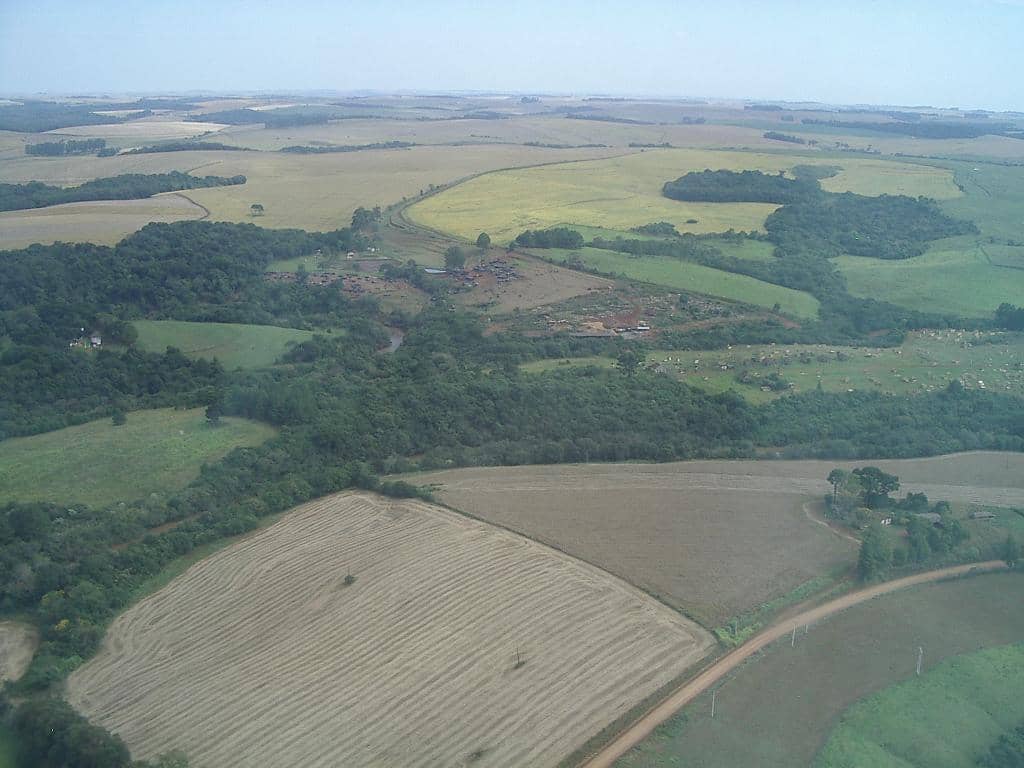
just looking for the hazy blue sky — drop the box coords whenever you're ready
[1,0,1021,110]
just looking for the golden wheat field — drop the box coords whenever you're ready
[67,493,713,768]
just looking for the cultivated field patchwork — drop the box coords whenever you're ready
[67,493,713,768]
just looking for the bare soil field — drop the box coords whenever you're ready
[412,464,857,626]
[0,193,206,248]
[0,621,38,683]
[67,493,713,768]
[412,453,1024,626]
[454,253,613,313]
[45,120,229,142]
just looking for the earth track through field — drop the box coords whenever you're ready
[579,560,1009,768]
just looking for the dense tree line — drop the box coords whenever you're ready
[513,227,584,248]
[0,221,368,435]
[765,192,975,260]
[1,220,363,344]
[0,346,224,438]
[25,139,106,157]
[188,106,342,128]
[995,303,1024,330]
[0,172,246,213]
[124,141,244,154]
[280,141,414,153]
[801,118,1016,139]
[762,131,807,144]
[663,169,820,204]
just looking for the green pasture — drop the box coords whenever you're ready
[539,247,820,318]
[523,331,1024,404]
[817,643,1024,768]
[836,242,1024,319]
[0,408,276,507]
[133,320,320,369]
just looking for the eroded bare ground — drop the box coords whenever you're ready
[67,493,712,768]
[0,621,39,683]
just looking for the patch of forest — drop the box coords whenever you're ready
[0,172,246,212]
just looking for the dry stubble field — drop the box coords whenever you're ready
[67,493,713,768]
[0,193,205,248]
[413,453,1024,626]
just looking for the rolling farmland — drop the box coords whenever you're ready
[412,454,1024,626]
[67,493,713,768]
[0,144,624,239]
[406,149,959,241]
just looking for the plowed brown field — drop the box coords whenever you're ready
[412,453,1024,626]
[67,493,713,768]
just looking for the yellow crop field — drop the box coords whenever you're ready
[67,493,712,767]
[407,149,960,241]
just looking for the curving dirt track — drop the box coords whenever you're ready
[580,560,1009,768]
[67,492,713,768]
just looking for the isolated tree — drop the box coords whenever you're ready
[827,469,848,504]
[444,245,466,270]
[205,401,223,426]
[111,408,127,426]
[616,348,643,377]
[250,203,264,217]
[1003,534,1022,568]
[476,232,491,250]
[351,205,381,231]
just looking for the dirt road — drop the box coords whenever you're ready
[580,560,1009,768]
